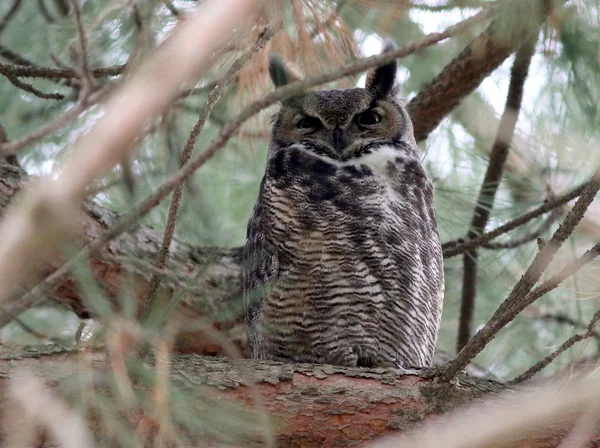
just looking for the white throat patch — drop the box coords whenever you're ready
[347,145,399,174]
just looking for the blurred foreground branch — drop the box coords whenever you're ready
[0,0,261,310]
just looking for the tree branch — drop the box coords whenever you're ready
[1,350,600,447]
[0,62,124,80]
[509,306,600,385]
[0,0,262,311]
[442,182,586,258]
[482,207,561,250]
[442,169,600,381]
[458,36,537,351]
[141,25,280,322]
[407,0,557,141]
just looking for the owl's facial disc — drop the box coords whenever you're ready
[269,41,415,162]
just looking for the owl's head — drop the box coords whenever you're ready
[268,42,417,162]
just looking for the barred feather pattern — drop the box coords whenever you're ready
[244,140,444,368]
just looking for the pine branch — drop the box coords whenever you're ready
[0,0,262,313]
[141,25,280,323]
[442,182,586,258]
[482,207,561,250]
[457,36,537,351]
[510,305,600,385]
[0,62,124,80]
[442,169,600,381]
[408,0,558,142]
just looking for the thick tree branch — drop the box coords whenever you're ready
[1,350,600,447]
[407,0,557,141]
[458,36,537,351]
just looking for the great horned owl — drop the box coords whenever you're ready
[243,42,444,369]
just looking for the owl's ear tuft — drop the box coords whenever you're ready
[269,54,302,88]
[365,40,397,99]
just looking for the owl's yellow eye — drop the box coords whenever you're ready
[296,116,322,130]
[356,110,382,126]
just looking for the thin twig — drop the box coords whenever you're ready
[534,311,600,343]
[163,0,180,16]
[3,73,65,100]
[483,207,561,249]
[457,36,536,351]
[442,182,587,258]
[0,44,34,66]
[510,307,600,385]
[0,62,124,80]
[0,83,111,155]
[70,0,94,89]
[0,0,22,35]
[0,9,493,328]
[442,168,600,381]
[140,25,279,322]
[524,243,600,306]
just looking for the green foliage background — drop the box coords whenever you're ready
[1,0,599,384]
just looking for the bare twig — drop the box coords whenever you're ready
[442,182,587,258]
[510,307,600,385]
[0,62,124,80]
[0,0,22,35]
[534,311,600,342]
[457,36,536,351]
[141,25,280,322]
[0,83,111,155]
[0,44,34,66]
[0,0,261,309]
[524,243,600,306]
[69,0,93,89]
[3,73,65,100]
[163,0,180,16]
[442,168,600,381]
[483,207,561,249]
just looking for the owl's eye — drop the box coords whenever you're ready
[356,110,382,127]
[296,116,322,130]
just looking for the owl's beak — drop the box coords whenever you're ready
[333,127,345,152]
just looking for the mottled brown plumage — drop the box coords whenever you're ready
[243,42,444,368]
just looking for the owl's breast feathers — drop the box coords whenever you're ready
[243,144,444,368]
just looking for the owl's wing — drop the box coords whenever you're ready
[242,199,279,359]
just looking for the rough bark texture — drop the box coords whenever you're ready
[0,348,597,447]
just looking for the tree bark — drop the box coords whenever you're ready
[0,348,597,447]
